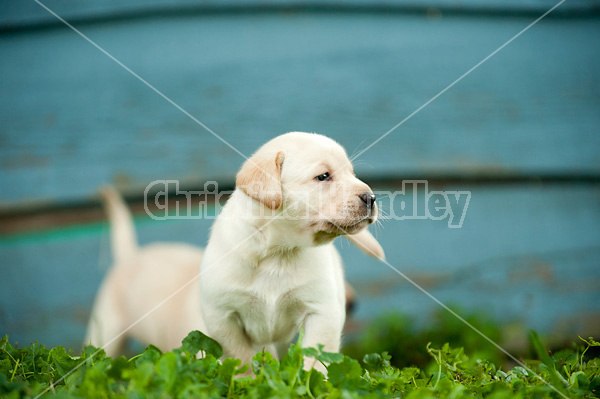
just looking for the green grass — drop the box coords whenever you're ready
[1,329,599,398]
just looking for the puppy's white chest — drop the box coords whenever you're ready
[239,291,306,345]
[232,267,310,345]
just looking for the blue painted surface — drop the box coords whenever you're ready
[0,6,599,351]
[355,184,600,333]
[1,12,599,206]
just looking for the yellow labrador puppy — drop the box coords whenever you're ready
[85,132,383,374]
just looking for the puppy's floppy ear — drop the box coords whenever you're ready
[236,150,285,210]
[346,229,385,260]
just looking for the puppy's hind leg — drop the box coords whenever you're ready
[84,274,127,358]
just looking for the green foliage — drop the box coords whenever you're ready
[1,331,599,398]
[343,308,505,369]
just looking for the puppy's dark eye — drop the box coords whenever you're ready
[315,172,330,181]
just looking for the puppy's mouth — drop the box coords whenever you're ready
[322,216,373,235]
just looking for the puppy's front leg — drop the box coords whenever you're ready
[302,313,343,375]
[205,313,259,375]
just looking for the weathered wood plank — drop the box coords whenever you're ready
[1,184,598,349]
[1,13,599,207]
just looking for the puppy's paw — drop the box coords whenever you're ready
[303,355,328,377]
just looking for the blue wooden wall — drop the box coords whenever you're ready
[1,0,599,350]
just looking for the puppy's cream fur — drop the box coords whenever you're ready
[86,132,383,373]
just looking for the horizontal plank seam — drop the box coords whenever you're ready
[2,3,600,33]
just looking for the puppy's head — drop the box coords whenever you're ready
[236,132,378,246]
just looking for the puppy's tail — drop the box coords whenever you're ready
[99,186,138,263]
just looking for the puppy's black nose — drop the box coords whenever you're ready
[359,192,376,210]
